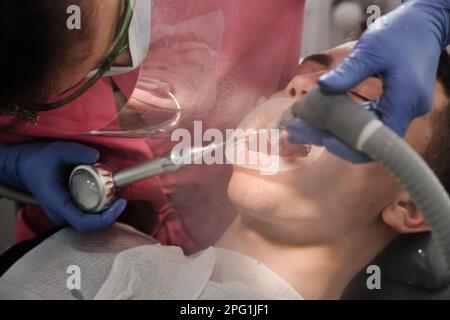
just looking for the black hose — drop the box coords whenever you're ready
[0,184,38,205]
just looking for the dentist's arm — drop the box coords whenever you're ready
[287,0,450,163]
[0,141,127,231]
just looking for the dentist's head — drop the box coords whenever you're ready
[0,0,150,117]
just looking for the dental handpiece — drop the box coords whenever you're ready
[68,145,215,213]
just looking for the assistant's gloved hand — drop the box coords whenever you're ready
[287,0,450,163]
[0,141,127,232]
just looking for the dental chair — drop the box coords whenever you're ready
[342,233,450,300]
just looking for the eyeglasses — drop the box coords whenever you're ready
[17,0,134,122]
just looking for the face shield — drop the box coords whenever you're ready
[35,1,224,139]
[9,0,306,253]
[90,10,224,138]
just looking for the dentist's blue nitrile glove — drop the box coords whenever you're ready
[287,0,450,163]
[0,141,127,232]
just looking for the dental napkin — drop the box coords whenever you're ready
[95,246,303,300]
[0,223,302,300]
[0,224,157,300]
[95,245,217,299]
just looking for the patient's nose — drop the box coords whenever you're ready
[285,74,322,99]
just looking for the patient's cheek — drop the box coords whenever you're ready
[404,116,434,154]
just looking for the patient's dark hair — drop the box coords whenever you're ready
[0,0,94,111]
[423,53,450,195]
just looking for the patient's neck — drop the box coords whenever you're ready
[216,215,394,300]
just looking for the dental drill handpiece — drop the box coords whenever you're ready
[69,145,214,213]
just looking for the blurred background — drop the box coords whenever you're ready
[0,199,17,251]
[0,0,401,252]
[301,0,400,57]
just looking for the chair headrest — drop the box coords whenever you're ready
[372,233,449,290]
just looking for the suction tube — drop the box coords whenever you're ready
[281,86,450,273]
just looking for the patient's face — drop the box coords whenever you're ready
[228,42,445,242]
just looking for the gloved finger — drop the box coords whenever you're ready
[376,73,434,137]
[285,119,328,146]
[322,136,372,164]
[285,119,371,164]
[63,198,127,232]
[54,142,100,165]
[318,47,380,93]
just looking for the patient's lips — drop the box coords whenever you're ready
[245,133,312,167]
[277,131,312,159]
[228,97,324,173]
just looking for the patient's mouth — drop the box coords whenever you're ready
[228,97,324,173]
[238,131,313,166]
[258,129,313,160]
[278,131,312,159]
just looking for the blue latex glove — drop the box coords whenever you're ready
[0,141,127,232]
[287,0,450,163]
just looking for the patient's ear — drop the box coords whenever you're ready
[381,192,430,234]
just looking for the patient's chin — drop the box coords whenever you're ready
[228,169,331,243]
[227,168,310,226]
[228,169,279,219]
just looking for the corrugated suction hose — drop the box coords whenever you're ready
[287,86,450,273]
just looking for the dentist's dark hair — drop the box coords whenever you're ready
[0,0,94,113]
